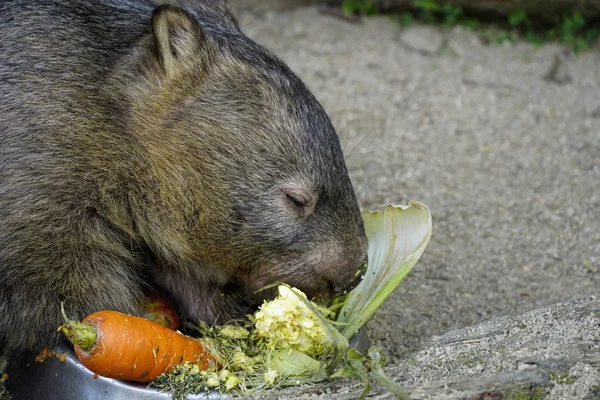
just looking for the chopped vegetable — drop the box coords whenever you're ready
[337,202,433,340]
[34,346,56,363]
[139,292,181,330]
[58,306,215,382]
[255,285,332,358]
[152,202,432,399]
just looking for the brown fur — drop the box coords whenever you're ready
[0,0,367,354]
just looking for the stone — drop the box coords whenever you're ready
[399,25,446,55]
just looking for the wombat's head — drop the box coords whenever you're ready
[129,6,367,317]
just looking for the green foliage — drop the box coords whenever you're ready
[497,9,598,52]
[505,386,548,400]
[550,372,577,384]
[559,11,590,51]
[461,18,480,29]
[411,0,462,26]
[0,387,11,400]
[399,12,413,27]
[0,357,11,400]
[412,0,440,23]
[439,2,463,26]
[508,8,531,29]
[345,0,600,53]
[341,0,375,15]
[495,30,515,44]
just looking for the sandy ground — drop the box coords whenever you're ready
[229,1,600,361]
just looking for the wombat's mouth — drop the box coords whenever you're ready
[242,256,369,306]
[331,260,368,295]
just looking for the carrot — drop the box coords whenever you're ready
[139,292,181,330]
[58,306,215,382]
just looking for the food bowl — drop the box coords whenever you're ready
[4,331,369,399]
[4,344,216,400]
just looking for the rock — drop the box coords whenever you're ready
[544,53,573,84]
[399,25,446,55]
[388,296,600,399]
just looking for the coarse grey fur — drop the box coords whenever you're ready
[0,0,367,354]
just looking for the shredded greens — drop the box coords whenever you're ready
[150,202,432,399]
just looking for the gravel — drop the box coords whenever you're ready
[230,1,599,361]
[224,2,600,398]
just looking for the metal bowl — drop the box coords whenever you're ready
[4,344,217,400]
[4,330,369,399]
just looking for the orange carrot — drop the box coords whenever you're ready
[58,307,215,382]
[139,293,181,330]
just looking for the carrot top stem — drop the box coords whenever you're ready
[57,303,97,351]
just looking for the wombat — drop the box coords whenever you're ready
[0,0,368,355]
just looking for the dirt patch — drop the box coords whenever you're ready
[230,1,600,361]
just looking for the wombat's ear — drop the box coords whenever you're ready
[151,5,208,81]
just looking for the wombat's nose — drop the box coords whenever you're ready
[332,257,368,295]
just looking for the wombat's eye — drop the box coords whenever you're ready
[280,188,315,218]
[284,191,308,208]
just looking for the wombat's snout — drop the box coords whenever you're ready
[331,257,368,295]
[244,233,369,305]
[314,231,368,299]
[323,235,369,298]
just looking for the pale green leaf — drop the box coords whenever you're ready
[337,202,432,340]
[345,349,370,400]
[368,347,412,400]
[268,349,322,376]
[286,286,349,372]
